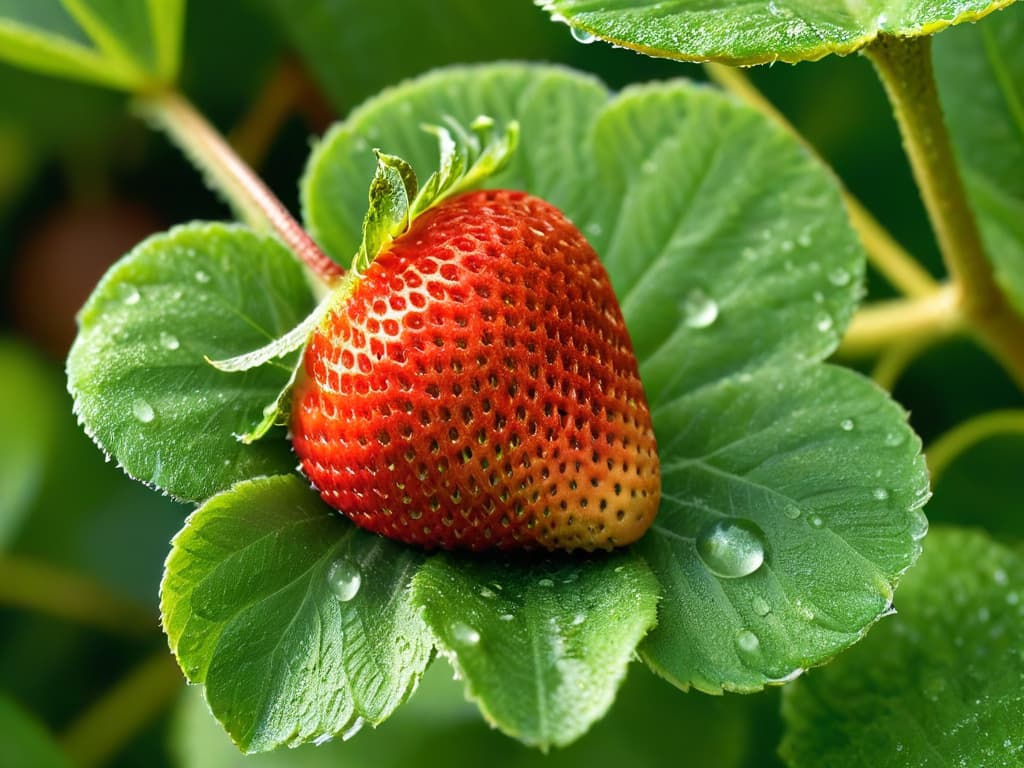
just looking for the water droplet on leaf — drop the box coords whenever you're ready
[451,622,481,646]
[326,557,361,602]
[159,332,180,351]
[808,514,825,529]
[681,288,719,328]
[569,25,597,43]
[735,629,761,656]
[752,596,771,616]
[840,418,855,431]
[782,504,801,520]
[132,399,155,423]
[696,517,766,579]
[828,268,851,286]
[872,488,889,501]
[815,313,833,332]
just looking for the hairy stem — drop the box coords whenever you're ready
[866,36,1024,389]
[705,62,937,298]
[61,651,183,768]
[0,556,155,637]
[138,89,343,285]
[926,410,1024,484]
[839,284,961,358]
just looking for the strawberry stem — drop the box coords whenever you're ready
[138,88,344,285]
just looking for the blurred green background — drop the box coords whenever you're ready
[1,1,1020,766]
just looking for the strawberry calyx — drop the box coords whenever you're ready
[207,116,519,443]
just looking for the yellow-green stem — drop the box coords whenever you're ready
[926,410,1024,484]
[705,62,937,299]
[839,284,961,359]
[61,651,183,768]
[0,556,155,637]
[866,36,1024,389]
[138,89,343,285]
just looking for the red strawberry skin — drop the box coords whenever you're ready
[291,189,659,552]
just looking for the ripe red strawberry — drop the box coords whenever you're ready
[291,187,660,552]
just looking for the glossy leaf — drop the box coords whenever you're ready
[411,553,659,749]
[161,475,432,752]
[641,364,928,692]
[780,527,1024,766]
[67,223,314,502]
[0,340,60,548]
[536,0,1016,65]
[0,695,71,768]
[935,2,1024,315]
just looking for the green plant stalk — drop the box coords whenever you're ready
[926,409,1024,484]
[0,556,155,637]
[866,36,1024,389]
[61,651,183,768]
[138,89,344,285]
[839,284,961,358]
[705,62,937,299]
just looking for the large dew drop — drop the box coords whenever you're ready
[680,288,719,329]
[569,25,596,43]
[326,557,361,602]
[450,622,481,647]
[132,398,155,424]
[696,517,766,579]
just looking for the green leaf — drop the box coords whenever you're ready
[0,0,184,88]
[411,553,659,749]
[641,364,928,692]
[780,527,1024,766]
[67,223,315,502]
[536,0,1016,65]
[172,660,764,768]
[0,340,60,548]
[934,2,1024,316]
[302,62,927,697]
[0,695,72,768]
[161,474,432,753]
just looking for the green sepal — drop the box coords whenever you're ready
[352,116,519,274]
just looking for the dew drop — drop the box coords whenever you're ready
[123,286,141,305]
[538,577,554,588]
[735,629,761,656]
[752,596,771,617]
[828,267,851,287]
[479,587,497,599]
[313,733,334,747]
[696,518,766,579]
[499,613,515,621]
[132,399,155,423]
[840,418,855,431]
[680,288,719,329]
[195,270,211,284]
[326,557,361,602]
[872,488,890,501]
[808,514,825,529]
[159,332,180,351]
[571,613,586,627]
[569,25,596,44]
[815,313,834,333]
[883,431,906,447]
[782,504,802,520]
[451,622,481,646]
[908,508,928,540]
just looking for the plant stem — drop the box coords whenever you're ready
[61,651,183,768]
[0,556,155,637]
[871,336,937,391]
[704,62,937,298]
[866,36,1024,389]
[839,284,961,358]
[138,88,344,285]
[926,410,1024,484]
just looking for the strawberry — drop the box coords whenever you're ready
[292,180,659,552]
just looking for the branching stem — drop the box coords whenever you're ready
[866,36,1024,389]
[839,284,961,359]
[139,88,344,285]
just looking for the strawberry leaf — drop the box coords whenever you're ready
[410,553,659,750]
[161,474,432,752]
[67,223,315,502]
[302,63,928,699]
[536,0,1016,65]
[935,3,1024,318]
[780,527,1024,766]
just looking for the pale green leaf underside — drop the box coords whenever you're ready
[411,553,659,749]
[536,0,1017,65]
[935,3,1024,317]
[161,475,432,752]
[0,0,183,88]
[67,223,315,502]
[302,63,926,695]
[780,527,1024,766]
